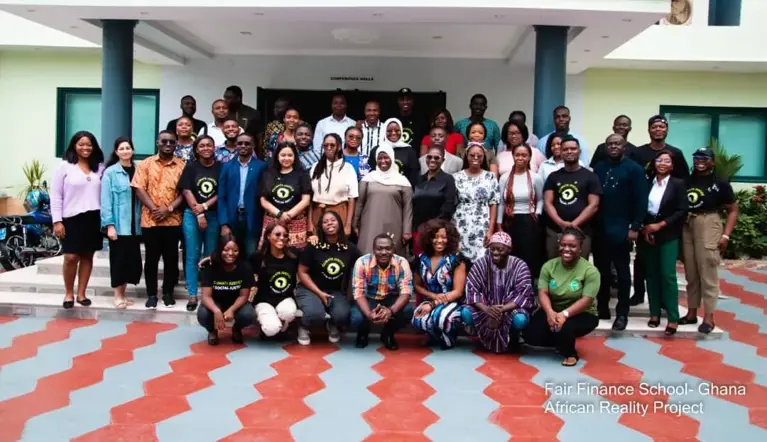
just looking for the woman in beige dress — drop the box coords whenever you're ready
[354,144,413,255]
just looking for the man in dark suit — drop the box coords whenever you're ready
[217,133,267,255]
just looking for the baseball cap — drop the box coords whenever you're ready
[648,115,668,127]
[692,147,715,158]
[398,88,413,97]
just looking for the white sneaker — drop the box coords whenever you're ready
[297,326,311,345]
[327,322,341,343]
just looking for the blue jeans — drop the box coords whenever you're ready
[183,209,220,298]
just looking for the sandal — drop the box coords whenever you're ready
[647,318,660,328]
[114,298,128,309]
[664,324,678,336]
[561,356,579,367]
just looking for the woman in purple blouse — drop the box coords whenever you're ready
[51,131,105,309]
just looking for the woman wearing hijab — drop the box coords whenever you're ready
[367,118,419,186]
[354,144,414,255]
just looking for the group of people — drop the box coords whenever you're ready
[48,85,738,366]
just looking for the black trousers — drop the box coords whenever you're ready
[594,239,632,316]
[143,226,181,297]
[633,244,645,299]
[523,309,599,358]
[502,213,543,279]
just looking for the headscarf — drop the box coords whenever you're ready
[362,143,411,187]
[381,118,411,149]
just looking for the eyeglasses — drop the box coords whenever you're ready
[159,139,177,146]
[426,155,442,161]
[322,143,338,148]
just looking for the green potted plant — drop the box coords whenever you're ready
[19,160,48,212]
[708,137,743,180]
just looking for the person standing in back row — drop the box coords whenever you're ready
[166,95,207,137]
[454,94,502,152]
[543,135,602,259]
[395,88,429,149]
[537,106,589,164]
[132,130,185,309]
[590,115,636,167]
[224,85,261,135]
[314,93,356,153]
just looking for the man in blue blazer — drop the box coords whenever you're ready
[217,133,267,255]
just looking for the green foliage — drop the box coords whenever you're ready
[19,160,47,200]
[708,137,743,180]
[723,185,767,259]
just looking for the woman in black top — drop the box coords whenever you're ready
[412,146,457,255]
[259,141,312,249]
[180,135,222,312]
[639,150,688,336]
[680,147,738,334]
[296,211,361,345]
[198,235,255,346]
[250,223,300,338]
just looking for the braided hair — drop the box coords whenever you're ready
[311,133,345,194]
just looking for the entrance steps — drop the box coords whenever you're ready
[0,255,723,339]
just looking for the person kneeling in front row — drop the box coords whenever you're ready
[350,233,415,350]
[197,235,256,345]
[465,231,537,353]
[524,227,600,366]
[296,211,361,345]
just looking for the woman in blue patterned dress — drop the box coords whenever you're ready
[451,142,500,263]
[411,219,471,349]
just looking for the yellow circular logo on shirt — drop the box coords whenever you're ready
[687,187,704,208]
[402,127,413,144]
[273,276,288,290]
[395,159,405,175]
[557,183,579,205]
[272,184,294,204]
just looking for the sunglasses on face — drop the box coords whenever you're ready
[426,155,442,161]
[159,139,177,146]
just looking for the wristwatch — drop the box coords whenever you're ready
[563,310,570,318]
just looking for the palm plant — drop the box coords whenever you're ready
[708,137,743,181]
[19,160,47,199]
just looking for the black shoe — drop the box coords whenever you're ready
[629,295,644,306]
[232,328,244,344]
[186,299,198,312]
[76,297,92,307]
[678,315,698,325]
[63,299,74,309]
[381,334,399,351]
[664,325,678,336]
[612,316,628,331]
[145,296,158,309]
[355,333,369,348]
[647,318,660,328]
[162,293,176,308]
[598,308,611,320]
[698,322,715,334]
[207,332,219,346]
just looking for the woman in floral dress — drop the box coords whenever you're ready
[452,142,500,263]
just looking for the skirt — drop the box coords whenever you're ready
[263,214,308,249]
[108,235,143,288]
[61,210,103,255]
[310,202,349,232]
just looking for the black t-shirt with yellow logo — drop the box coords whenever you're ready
[200,262,254,310]
[179,160,221,207]
[249,250,299,307]
[686,174,734,213]
[543,167,603,233]
[299,242,362,293]
[260,169,311,213]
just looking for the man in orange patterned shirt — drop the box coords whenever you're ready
[132,130,185,309]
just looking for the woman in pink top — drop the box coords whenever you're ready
[51,131,105,309]
[496,121,545,177]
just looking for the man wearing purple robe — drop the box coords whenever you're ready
[465,231,537,353]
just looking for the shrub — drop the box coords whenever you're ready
[723,185,767,259]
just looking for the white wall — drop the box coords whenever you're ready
[160,54,585,136]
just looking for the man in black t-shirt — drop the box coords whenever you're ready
[395,88,428,150]
[628,115,690,180]
[166,95,207,137]
[543,135,603,259]
[590,115,637,167]
[197,261,255,345]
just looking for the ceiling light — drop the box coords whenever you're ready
[570,60,577,64]
[601,35,609,39]
[432,35,443,40]
[332,28,380,44]
[584,49,591,52]
[27,9,35,12]
[622,18,632,22]
[253,12,265,16]
[712,66,720,70]
[494,14,505,19]
[240,31,252,35]
[70,25,79,29]
[372,12,384,17]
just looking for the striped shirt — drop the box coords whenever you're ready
[352,254,413,301]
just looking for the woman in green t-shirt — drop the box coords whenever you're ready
[524,227,600,366]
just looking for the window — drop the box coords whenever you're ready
[660,105,767,182]
[55,88,160,159]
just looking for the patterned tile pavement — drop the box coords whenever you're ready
[0,269,766,441]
